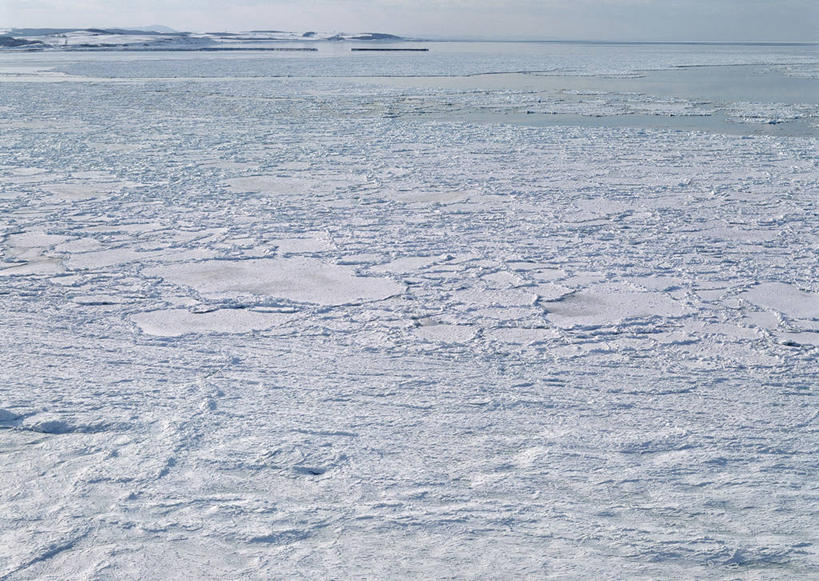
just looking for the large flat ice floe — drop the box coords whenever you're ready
[143,258,404,305]
[742,281,819,321]
[541,283,692,329]
[131,308,298,337]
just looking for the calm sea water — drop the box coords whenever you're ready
[2,41,817,135]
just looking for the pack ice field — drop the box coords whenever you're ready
[0,43,818,578]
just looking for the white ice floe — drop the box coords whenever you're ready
[452,287,538,307]
[0,167,57,185]
[541,283,691,328]
[1,231,68,275]
[6,231,68,250]
[412,323,477,343]
[481,271,525,288]
[778,331,819,347]
[224,176,314,196]
[387,190,472,204]
[530,282,574,301]
[370,255,439,274]
[54,238,104,253]
[224,174,366,198]
[273,234,334,254]
[64,247,216,270]
[42,180,136,201]
[742,282,819,321]
[486,327,559,344]
[144,258,404,305]
[131,308,298,337]
[84,222,164,234]
[0,258,64,276]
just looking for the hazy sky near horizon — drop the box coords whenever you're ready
[3,0,817,41]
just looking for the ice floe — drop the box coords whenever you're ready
[542,283,691,329]
[131,308,298,337]
[413,323,477,343]
[742,282,819,321]
[144,258,404,305]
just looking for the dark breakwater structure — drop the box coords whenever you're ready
[351,48,429,52]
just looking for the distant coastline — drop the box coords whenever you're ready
[2,27,816,52]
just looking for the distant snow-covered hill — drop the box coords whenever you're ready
[0,28,410,50]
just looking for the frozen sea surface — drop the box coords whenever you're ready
[0,44,818,579]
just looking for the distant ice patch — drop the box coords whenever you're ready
[143,258,403,306]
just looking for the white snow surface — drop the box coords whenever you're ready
[0,46,817,579]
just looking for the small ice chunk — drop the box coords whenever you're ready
[20,414,111,434]
[23,416,73,434]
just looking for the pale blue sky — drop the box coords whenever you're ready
[3,0,817,41]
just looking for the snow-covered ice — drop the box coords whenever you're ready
[0,42,817,579]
